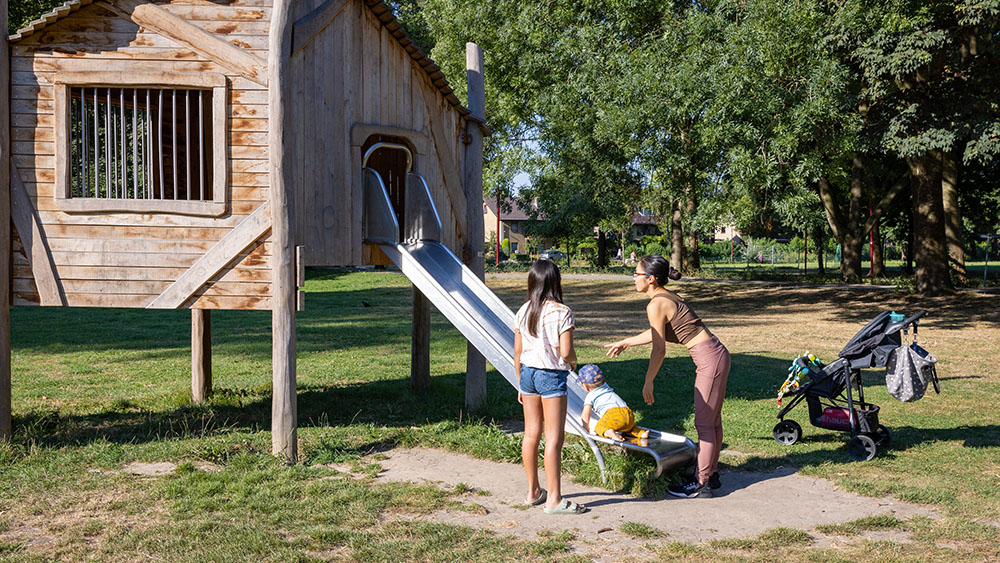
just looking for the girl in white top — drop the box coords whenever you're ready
[513,259,585,515]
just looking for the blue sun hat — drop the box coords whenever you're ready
[575,364,605,385]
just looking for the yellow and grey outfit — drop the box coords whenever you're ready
[585,384,645,439]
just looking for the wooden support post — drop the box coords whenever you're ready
[463,43,487,411]
[1,0,12,440]
[191,310,212,402]
[269,0,297,463]
[411,287,431,390]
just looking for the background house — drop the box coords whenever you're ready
[483,197,548,255]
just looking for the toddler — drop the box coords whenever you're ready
[577,364,651,441]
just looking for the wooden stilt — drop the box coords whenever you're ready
[463,43,487,411]
[411,286,431,390]
[269,0,297,463]
[1,0,12,440]
[191,309,212,402]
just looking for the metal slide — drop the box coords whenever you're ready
[362,161,697,480]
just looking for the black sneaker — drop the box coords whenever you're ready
[682,471,722,490]
[709,471,722,490]
[668,478,713,498]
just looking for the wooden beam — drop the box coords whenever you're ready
[99,0,268,86]
[146,202,271,309]
[269,0,298,464]
[411,286,430,390]
[416,78,467,245]
[463,43,486,410]
[10,161,67,307]
[291,0,350,56]
[191,309,212,403]
[1,0,11,440]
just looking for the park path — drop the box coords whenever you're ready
[367,447,938,560]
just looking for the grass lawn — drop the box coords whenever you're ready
[2,269,999,561]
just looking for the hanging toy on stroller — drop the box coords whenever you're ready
[772,310,940,461]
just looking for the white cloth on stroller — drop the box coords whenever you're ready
[886,341,937,402]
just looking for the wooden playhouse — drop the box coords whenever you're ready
[0,0,488,460]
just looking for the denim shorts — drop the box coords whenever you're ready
[519,366,569,399]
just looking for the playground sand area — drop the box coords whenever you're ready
[363,446,939,558]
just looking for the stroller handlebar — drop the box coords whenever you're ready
[885,310,927,334]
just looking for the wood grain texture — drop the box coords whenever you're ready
[411,286,430,390]
[463,43,487,410]
[1,0,10,440]
[100,0,267,85]
[191,309,212,402]
[9,161,66,306]
[269,0,298,463]
[147,202,272,308]
[291,0,349,56]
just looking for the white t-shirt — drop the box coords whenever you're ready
[584,384,627,418]
[515,299,575,370]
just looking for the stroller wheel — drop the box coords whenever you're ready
[773,420,802,445]
[873,424,891,447]
[848,435,877,461]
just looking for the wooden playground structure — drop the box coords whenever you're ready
[0,0,488,462]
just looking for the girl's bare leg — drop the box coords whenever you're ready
[521,394,544,501]
[541,395,571,509]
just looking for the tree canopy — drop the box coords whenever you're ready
[394,0,998,293]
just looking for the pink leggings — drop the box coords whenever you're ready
[690,335,731,483]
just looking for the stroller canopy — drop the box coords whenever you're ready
[838,311,902,369]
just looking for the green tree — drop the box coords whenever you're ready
[8,0,65,33]
[837,0,1000,293]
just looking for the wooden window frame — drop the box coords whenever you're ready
[53,71,228,217]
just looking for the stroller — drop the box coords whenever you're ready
[772,310,938,460]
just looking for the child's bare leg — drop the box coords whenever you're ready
[541,395,570,509]
[521,394,544,502]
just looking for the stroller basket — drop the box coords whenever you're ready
[806,397,879,434]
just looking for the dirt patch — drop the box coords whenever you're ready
[367,447,939,559]
[121,462,177,476]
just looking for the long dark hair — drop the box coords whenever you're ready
[640,254,682,287]
[525,259,564,337]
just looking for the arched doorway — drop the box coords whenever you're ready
[361,134,414,241]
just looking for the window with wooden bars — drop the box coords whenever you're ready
[54,72,228,216]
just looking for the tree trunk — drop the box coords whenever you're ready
[685,193,700,272]
[670,200,683,271]
[840,235,864,282]
[904,219,914,275]
[908,151,952,296]
[941,150,966,285]
[803,229,808,275]
[815,228,826,275]
[871,217,885,277]
[597,230,607,268]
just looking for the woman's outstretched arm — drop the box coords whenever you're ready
[604,329,653,358]
[642,304,667,405]
[640,297,676,404]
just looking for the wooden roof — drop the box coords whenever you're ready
[9,0,478,122]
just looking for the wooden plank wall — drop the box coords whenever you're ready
[292,0,466,266]
[10,0,273,309]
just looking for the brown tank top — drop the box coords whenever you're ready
[653,292,706,345]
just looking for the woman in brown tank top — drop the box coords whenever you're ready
[604,255,731,499]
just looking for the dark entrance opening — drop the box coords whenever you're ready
[361,135,413,241]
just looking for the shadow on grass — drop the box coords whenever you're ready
[719,423,1000,494]
[9,372,523,451]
